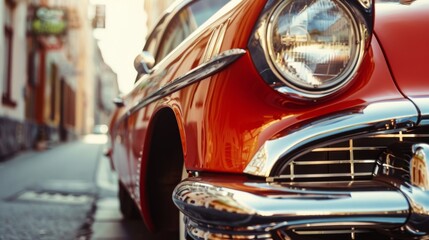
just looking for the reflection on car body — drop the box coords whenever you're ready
[108,0,429,239]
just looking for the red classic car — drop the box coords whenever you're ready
[108,0,429,239]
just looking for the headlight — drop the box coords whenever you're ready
[263,0,367,98]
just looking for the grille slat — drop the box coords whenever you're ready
[313,146,386,152]
[293,159,376,165]
[276,130,429,181]
[279,172,373,179]
[280,228,393,240]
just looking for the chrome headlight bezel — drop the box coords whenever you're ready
[249,0,373,100]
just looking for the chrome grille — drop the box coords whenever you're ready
[276,128,429,181]
[279,228,393,240]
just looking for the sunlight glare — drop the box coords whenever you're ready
[83,134,108,144]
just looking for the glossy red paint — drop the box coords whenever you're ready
[120,0,405,177]
[374,0,429,98]
[109,0,426,234]
[113,0,395,195]
[181,36,404,173]
[111,0,271,228]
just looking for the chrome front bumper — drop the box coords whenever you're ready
[174,179,409,239]
[174,181,428,239]
[174,144,429,239]
[174,144,429,240]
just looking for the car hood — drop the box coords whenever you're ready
[374,0,429,98]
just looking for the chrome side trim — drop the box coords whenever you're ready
[173,177,409,238]
[129,49,246,114]
[411,97,429,126]
[244,100,419,177]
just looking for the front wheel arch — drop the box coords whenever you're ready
[143,108,185,234]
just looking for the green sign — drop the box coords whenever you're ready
[31,7,67,35]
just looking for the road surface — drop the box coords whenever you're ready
[0,135,147,240]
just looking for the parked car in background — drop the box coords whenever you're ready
[108,0,429,239]
[92,124,109,135]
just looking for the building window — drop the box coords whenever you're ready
[50,63,58,121]
[2,1,16,107]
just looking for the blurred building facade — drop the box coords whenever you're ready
[144,0,175,30]
[93,42,118,125]
[0,0,118,159]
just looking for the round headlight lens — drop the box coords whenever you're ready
[267,0,362,95]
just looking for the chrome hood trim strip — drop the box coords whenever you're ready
[244,100,419,177]
[173,177,409,235]
[129,49,246,115]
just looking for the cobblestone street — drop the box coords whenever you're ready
[0,135,146,240]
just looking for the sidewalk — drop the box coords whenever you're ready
[91,153,146,240]
[91,198,146,240]
[92,152,180,240]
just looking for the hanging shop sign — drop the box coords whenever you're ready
[31,7,67,35]
[92,5,106,29]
